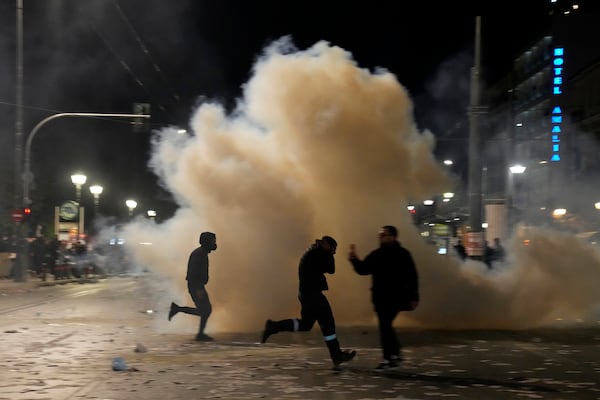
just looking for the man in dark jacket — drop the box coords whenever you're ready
[261,236,356,368]
[348,225,419,370]
[168,232,217,341]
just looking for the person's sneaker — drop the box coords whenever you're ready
[261,319,276,344]
[168,302,179,321]
[374,358,399,370]
[333,349,356,366]
[195,333,214,342]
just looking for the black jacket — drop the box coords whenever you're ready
[298,242,335,294]
[186,246,209,286]
[350,241,419,310]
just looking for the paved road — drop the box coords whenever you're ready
[1,276,599,399]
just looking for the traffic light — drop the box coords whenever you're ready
[23,207,31,220]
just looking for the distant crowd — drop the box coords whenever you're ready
[0,233,128,280]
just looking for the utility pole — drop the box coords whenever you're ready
[13,0,26,282]
[467,16,485,259]
[15,0,23,210]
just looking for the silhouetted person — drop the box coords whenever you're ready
[261,236,356,368]
[348,225,419,370]
[492,237,505,264]
[45,235,60,279]
[453,239,467,260]
[483,240,494,269]
[32,236,46,279]
[168,232,217,341]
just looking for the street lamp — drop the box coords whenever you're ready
[552,208,567,218]
[71,173,86,241]
[125,199,137,217]
[71,173,87,204]
[89,185,103,215]
[509,164,526,174]
[507,164,527,232]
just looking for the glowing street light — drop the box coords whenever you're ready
[70,173,87,241]
[147,209,157,222]
[509,164,526,174]
[89,185,103,215]
[507,165,526,231]
[71,173,87,204]
[125,199,137,217]
[552,208,567,218]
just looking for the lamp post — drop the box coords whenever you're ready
[507,164,526,232]
[125,199,137,217]
[89,185,103,215]
[71,173,87,204]
[467,16,485,260]
[552,207,567,228]
[71,173,86,241]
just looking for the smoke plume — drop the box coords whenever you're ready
[120,37,600,334]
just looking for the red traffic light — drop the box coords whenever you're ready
[23,207,31,215]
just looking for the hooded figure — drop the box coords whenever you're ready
[260,235,356,368]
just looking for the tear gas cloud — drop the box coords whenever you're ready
[119,37,600,334]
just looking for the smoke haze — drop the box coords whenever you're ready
[119,38,600,335]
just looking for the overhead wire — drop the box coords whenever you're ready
[87,21,152,99]
[111,0,182,105]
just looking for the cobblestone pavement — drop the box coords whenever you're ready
[1,276,600,399]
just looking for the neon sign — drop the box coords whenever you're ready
[550,47,564,162]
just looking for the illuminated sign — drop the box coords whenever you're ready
[550,47,564,162]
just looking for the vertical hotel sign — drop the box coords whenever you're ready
[550,47,565,162]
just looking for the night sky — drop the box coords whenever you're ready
[0,0,594,226]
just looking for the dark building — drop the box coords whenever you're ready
[484,8,600,236]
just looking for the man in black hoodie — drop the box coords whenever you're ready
[261,235,356,368]
[348,225,419,370]
[168,231,217,342]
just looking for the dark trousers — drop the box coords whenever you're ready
[298,291,336,337]
[270,291,342,360]
[375,304,401,360]
[178,282,212,334]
